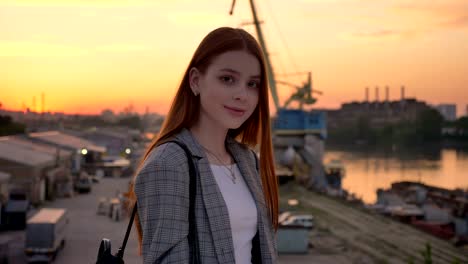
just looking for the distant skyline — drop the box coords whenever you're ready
[2,97,466,121]
[1,0,467,116]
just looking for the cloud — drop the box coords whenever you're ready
[439,15,468,29]
[343,28,424,41]
[393,1,468,30]
[95,44,149,53]
[0,42,89,56]
[351,29,397,38]
[346,1,468,40]
[0,0,157,7]
[0,41,150,57]
[298,0,357,3]
[165,11,227,26]
[75,11,136,22]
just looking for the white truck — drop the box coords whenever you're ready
[24,208,68,263]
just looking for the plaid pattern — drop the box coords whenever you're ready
[134,128,278,263]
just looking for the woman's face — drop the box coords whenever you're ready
[190,50,261,130]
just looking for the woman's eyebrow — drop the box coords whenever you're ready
[219,68,260,79]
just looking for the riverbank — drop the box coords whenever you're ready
[279,182,468,263]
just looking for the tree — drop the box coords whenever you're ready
[118,115,142,130]
[416,109,444,142]
[357,115,371,140]
[0,115,26,136]
[455,116,468,136]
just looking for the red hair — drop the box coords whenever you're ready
[128,27,278,254]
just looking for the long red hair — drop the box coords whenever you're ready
[128,27,278,254]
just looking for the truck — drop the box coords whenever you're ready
[24,208,68,263]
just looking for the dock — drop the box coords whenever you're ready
[279,183,468,263]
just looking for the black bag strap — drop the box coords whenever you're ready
[115,200,137,258]
[116,140,200,262]
[168,140,200,263]
[251,149,259,172]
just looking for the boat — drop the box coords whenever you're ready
[411,220,456,240]
[374,181,468,243]
[324,159,345,190]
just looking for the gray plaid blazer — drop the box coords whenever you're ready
[134,128,278,263]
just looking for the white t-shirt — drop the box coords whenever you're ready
[210,164,258,264]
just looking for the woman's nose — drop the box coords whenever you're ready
[233,85,248,101]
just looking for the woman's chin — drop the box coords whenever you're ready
[225,121,244,130]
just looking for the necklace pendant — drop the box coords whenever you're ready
[230,169,236,184]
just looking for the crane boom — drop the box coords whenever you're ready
[230,0,320,111]
[247,0,280,111]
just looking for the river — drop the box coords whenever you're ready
[324,145,468,204]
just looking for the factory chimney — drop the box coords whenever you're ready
[365,87,369,102]
[375,86,379,102]
[401,86,405,101]
[41,92,45,114]
[32,96,36,113]
[385,86,389,102]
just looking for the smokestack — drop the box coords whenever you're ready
[365,87,369,102]
[41,92,45,114]
[32,96,36,113]
[400,85,406,111]
[385,86,389,102]
[375,86,379,102]
[309,72,313,94]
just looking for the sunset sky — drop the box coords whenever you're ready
[1,0,467,116]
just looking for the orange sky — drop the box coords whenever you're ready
[1,0,467,116]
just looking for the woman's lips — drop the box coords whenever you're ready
[224,106,246,117]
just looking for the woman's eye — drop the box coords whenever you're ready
[220,76,234,84]
[248,81,259,88]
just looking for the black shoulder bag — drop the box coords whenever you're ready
[96,140,201,263]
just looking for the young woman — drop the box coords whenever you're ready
[129,27,278,264]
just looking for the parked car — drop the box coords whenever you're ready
[90,175,101,183]
[0,237,10,264]
[24,208,68,263]
[74,177,92,193]
[281,214,314,229]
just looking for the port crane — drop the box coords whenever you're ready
[229,0,329,190]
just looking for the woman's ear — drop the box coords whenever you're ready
[189,67,201,96]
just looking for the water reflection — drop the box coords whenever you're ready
[324,146,468,204]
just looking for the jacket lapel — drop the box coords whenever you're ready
[175,128,236,263]
[226,137,274,264]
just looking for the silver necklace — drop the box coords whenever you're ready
[201,146,237,184]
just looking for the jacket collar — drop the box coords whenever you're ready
[173,127,205,158]
[174,128,264,207]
